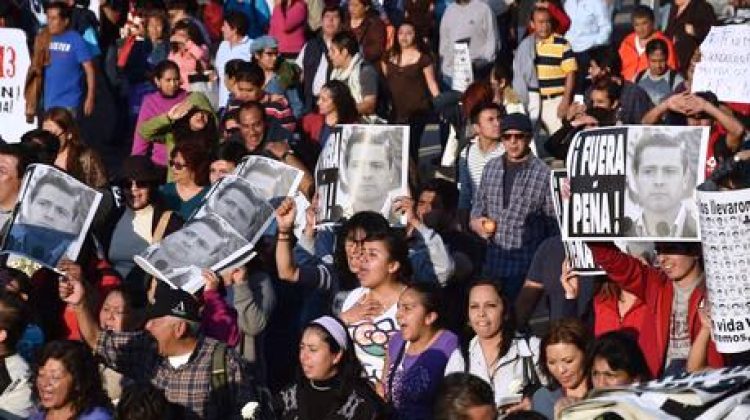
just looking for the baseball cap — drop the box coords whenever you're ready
[501,113,533,134]
[145,283,201,323]
[251,36,278,54]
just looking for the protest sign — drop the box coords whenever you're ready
[234,155,303,205]
[693,24,750,103]
[0,28,37,142]
[193,175,275,244]
[2,164,102,268]
[315,125,409,226]
[451,41,473,93]
[550,169,604,275]
[134,213,256,293]
[562,365,750,420]
[565,125,708,241]
[697,188,750,353]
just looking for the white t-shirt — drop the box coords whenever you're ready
[341,287,399,383]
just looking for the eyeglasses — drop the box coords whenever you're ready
[169,160,187,170]
[501,133,529,141]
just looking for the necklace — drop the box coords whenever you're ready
[309,379,332,391]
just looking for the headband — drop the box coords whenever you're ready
[311,316,348,350]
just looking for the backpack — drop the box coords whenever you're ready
[211,342,233,416]
[635,69,679,91]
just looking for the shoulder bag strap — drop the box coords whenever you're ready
[386,341,407,404]
[151,210,173,244]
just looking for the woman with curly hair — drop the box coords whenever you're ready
[31,340,112,419]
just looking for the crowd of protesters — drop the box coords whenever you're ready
[0,0,748,418]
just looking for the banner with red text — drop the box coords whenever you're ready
[0,28,36,143]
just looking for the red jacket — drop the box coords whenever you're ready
[593,292,647,340]
[618,31,678,82]
[589,243,724,377]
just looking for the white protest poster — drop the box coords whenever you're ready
[696,188,750,353]
[451,41,473,93]
[693,24,750,104]
[89,0,101,20]
[192,175,275,244]
[565,125,708,241]
[315,124,409,226]
[134,213,255,294]
[550,169,604,275]
[234,155,303,206]
[0,28,37,142]
[2,164,102,268]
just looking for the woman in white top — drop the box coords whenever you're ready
[445,279,542,414]
[341,227,411,384]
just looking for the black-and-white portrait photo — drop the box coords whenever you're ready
[4,164,101,267]
[196,176,274,243]
[317,125,408,225]
[234,155,303,203]
[623,128,704,239]
[135,213,250,292]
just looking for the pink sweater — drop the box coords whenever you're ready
[268,1,308,54]
[131,89,188,167]
[167,41,210,90]
[201,289,241,347]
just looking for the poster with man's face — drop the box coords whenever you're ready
[134,213,254,293]
[193,175,275,243]
[2,164,102,267]
[315,125,409,226]
[234,155,303,205]
[564,126,708,241]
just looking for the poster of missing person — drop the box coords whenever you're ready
[192,175,275,244]
[565,125,708,241]
[1,164,102,268]
[134,213,255,293]
[234,155,303,205]
[696,188,750,354]
[315,124,409,226]
[550,170,604,275]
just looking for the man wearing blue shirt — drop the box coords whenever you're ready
[44,2,96,117]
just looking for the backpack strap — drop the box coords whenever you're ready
[211,342,231,416]
[635,69,647,84]
[668,70,677,90]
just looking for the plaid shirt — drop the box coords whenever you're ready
[96,330,254,419]
[471,155,559,279]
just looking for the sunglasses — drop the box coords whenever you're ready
[169,160,187,170]
[501,133,529,141]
